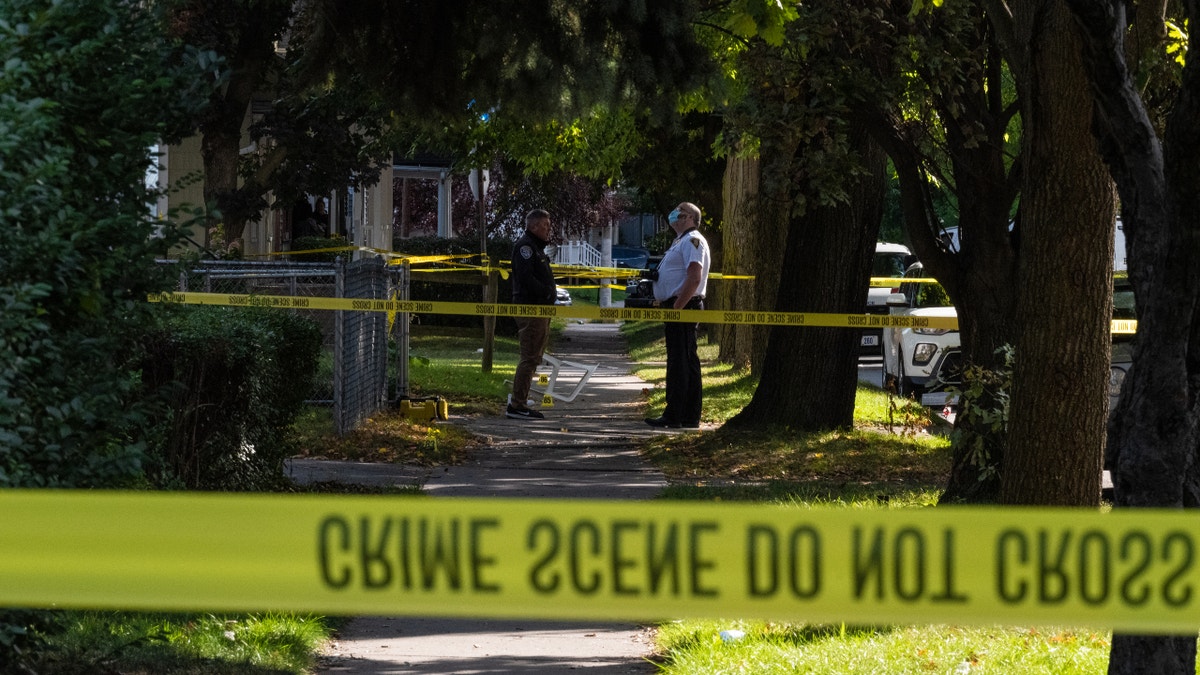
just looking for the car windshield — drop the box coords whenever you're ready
[898,264,952,308]
[872,252,908,278]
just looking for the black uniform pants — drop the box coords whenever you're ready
[662,297,703,425]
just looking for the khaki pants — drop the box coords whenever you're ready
[513,316,550,408]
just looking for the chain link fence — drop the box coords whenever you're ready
[166,258,409,435]
[334,258,390,434]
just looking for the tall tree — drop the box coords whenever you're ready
[0,0,209,662]
[865,1,1024,502]
[986,0,1116,506]
[715,126,801,372]
[298,0,714,127]
[719,0,909,429]
[875,0,1115,504]
[729,123,888,428]
[717,148,791,372]
[684,2,798,373]
[164,0,388,250]
[716,0,1114,507]
[1065,0,1200,670]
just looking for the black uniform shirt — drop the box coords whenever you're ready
[511,230,555,305]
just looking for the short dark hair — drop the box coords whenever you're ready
[526,208,550,226]
[679,202,701,224]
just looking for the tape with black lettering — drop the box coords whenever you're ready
[0,490,1194,632]
[270,247,756,283]
[148,293,1140,334]
[148,292,960,330]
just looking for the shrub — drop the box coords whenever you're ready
[291,234,349,261]
[0,0,212,663]
[139,306,323,490]
[0,0,209,489]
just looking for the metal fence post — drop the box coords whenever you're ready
[395,262,410,400]
[333,256,345,436]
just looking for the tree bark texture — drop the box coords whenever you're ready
[1066,0,1200,670]
[728,126,886,430]
[717,153,761,370]
[200,125,242,249]
[748,136,803,374]
[1000,0,1114,507]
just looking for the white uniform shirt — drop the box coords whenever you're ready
[654,229,711,302]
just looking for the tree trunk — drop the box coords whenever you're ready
[1108,635,1196,675]
[728,126,886,429]
[717,152,759,370]
[749,136,799,374]
[862,8,1026,501]
[1000,0,1114,507]
[1064,0,1200,669]
[870,101,1022,501]
[194,6,280,252]
[718,146,790,373]
[200,122,243,249]
[936,126,1021,504]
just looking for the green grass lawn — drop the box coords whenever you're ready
[34,611,333,674]
[406,325,519,412]
[654,621,1112,674]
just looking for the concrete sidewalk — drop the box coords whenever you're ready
[288,321,687,673]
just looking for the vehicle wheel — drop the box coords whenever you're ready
[883,371,898,393]
[898,356,925,399]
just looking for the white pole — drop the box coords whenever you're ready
[599,220,613,307]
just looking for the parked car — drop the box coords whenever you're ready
[928,274,1136,412]
[926,346,964,407]
[882,262,959,398]
[555,286,572,306]
[863,242,915,356]
[611,245,651,270]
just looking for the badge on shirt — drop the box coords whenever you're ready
[520,245,533,259]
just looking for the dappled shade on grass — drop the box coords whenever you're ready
[643,426,951,487]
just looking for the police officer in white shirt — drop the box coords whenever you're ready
[645,201,710,429]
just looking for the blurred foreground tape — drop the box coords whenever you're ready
[0,490,1194,632]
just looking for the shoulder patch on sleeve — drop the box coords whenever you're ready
[519,245,533,259]
[691,238,701,249]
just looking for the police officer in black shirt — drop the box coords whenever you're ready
[508,209,555,420]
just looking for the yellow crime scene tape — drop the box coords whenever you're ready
[148,291,1141,333]
[0,490,1196,632]
[270,246,756,283]
[1112,320,1138,335]
[868,277,940,287]
[149,292,961,330]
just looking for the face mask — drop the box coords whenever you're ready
[668,209,682,224]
